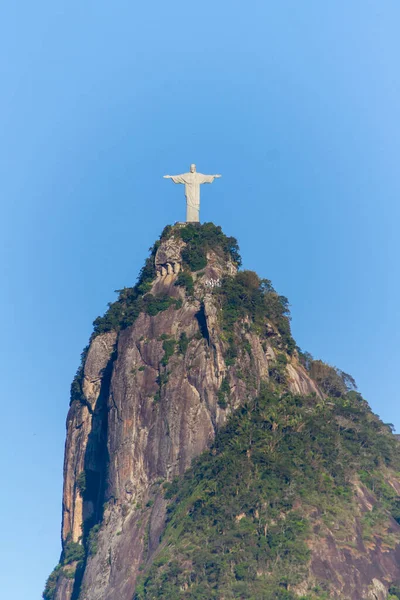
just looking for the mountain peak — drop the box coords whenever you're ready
[44,224,400,600]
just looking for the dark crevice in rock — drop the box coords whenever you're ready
[110,390,123,422]
[70,348,117,600]
[195,303,210,344]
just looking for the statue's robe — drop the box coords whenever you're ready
[170,172,217,222]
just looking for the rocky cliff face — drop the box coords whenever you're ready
[45,224,400,600]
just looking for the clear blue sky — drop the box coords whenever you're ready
[1,1,399,598]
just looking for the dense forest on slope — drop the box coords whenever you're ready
[135,387,400,599]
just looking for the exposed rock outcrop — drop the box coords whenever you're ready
[46,224,400,600]
[155,233,184,277]
[62,330,117,545]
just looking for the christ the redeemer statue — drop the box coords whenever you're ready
[163,164,221,222]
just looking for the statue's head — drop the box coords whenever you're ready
[190,163,196,173]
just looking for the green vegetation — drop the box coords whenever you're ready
[298,351,357,397]
[43,537,87,599]
[144,294,182,316]
[161,339,176,366]
[389,586,400,600]
[69,345,90,407]
[76,472,86,497]
[87,524,101,556]
[309,360,356,397]
[62,540,85,565]
[154,340,174,402]
[217,375,230,408]
[359,470,400,526]
[214,270,296,358]
[268,360,288,386]
[159,222,241,273]
[269,352,289,385]
[157,372,169,387]
[182,246,207,271]
[92,290,181,335]
[173,222,241,271]
[91,239,159,336]
[178,332,189,355]
[43,531,98,598]
[135,387,399,599]
[174,270,194,294]
[43,565,63,600]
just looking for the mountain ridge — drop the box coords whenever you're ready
[45,223,400,600]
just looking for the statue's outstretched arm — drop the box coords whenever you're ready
[163,174,187,184]
[198,174,222,184]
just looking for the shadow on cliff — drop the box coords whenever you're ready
[195,303,209,343]
[71,349,117,600]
